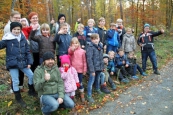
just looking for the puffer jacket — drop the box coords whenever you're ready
[86,42,104,73]
[0,33,33,69]
[59,66,79,93]
[54,33,72,56]
[68,46,87,73]
[115,54,129,67]
[30,30,56,58]
[33,64,64,98]
[107,29,120,47]
[84,26,98,42]
[122,33,136,52]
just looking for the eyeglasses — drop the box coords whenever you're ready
[13,17,21,19]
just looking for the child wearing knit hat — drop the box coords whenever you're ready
[59,55,80,101]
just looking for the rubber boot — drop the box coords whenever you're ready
[28,84,37,97]
[14,90,26,108]
[80,92,85,103]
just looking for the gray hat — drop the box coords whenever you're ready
[43,51,55,61]
[103,54,109,59]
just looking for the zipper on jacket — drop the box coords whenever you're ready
[11,43,13,51]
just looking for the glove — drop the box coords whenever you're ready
[64,66,69,72]
[76,83,80,88]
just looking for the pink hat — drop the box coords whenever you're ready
[59,55,71,66]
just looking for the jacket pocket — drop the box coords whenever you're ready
[6,56,17,68]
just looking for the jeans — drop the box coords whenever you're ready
[133,64,143,75]
[142,51,158,71]
[9,68,33,91]
[100,72,105,85]
[106,45,118,54]
[40,94,75,115]
[87,71,101,97]
[78,73,84,90]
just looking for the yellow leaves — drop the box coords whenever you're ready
[8,100,12,107]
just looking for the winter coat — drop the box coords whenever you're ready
[59,66,79,93]
[97,26,107,46]
[73,32,86,49]
[137,31,162,52]
[84,26,98,42]
[107,29,120,47]
[0,33,33,69]
[54,33,72,56]
[86,42,104,73]
[30,30,56,58]
[3,20,11,35]
[33,64,64,98]
[107,59,115,72]
[115,54,129,67]
[103,64,109,82]
[68,47,87,73]
[122,33,136,52]
[128,57,136,65]
[22,26,32,39]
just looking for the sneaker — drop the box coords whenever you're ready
[110,83,116,90]
[101,85,111,94]
[154,70,160,75]
[131,76,139,80]
[87,96,95,103]
[142,72,147,76]
[121,78,129,83]
[96,89,103,94]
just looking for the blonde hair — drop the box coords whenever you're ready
[40,23,50,33]
[90,33,99,40]
[116,18,123,23]
[77,23,84,29]
[126,27,132,32]
[60,23,68,28]
[87,19,95,25]
[71,37,80,46]
[10,11,20,17]
[128,51,134,56]
[108,51,115,56]
[99,17,105,22]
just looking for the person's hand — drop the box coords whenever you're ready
[32,23,39,30]
[139,43,143,47]
[82,45,85,48]
[160,28,164,33]
[27,65,31,68]
[44,70,50,81]
[125,64,129,67]
[122,61,125,64]
[77,18,81,22]
[92,72,95,77]
[57,98,63,104]
[71,45,76,51]
[58,29,64,34]
[110,72,114,75]
[76,83,80,88]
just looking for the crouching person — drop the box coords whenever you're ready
[33,51,75,115]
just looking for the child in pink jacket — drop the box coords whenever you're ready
[68,37,87,102]
[59,55,80,100]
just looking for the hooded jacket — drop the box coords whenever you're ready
[122,33,136,52]
[107,29,120,47]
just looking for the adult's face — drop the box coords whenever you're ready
[10,14,21,22]
[144,27,150,33]
[44,59,55,68]
[30,15,39,24]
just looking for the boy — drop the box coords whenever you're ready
[137,23,164,75]
[54,23,72,66]
[86,33,104,103]
[106,23,120,53]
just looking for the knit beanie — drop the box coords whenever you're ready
[28,12,38,20]
[10,22,22,32]
[20,18,29,27]
[58,14,66,22]
[144,23,150,28]
[59,55,71,66]
[42,51,55,62]
[103,54,109,59]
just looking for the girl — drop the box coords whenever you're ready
[68,37,87,102]
[30,23,55,64]
[59,55,80,100]
[122,27,136,55]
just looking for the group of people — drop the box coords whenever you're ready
[1,10,164,115]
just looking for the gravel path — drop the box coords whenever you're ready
[89,61,173,115]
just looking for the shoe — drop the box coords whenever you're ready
[154,70,160,75]
[110,83,116,90]
[28,84,37,97]
[142,72,147,76]
[121,78,129,83]
[87,96,95,103]
[14,90,27,108]
[79,92,85,103]
[130,76,139,80]
[96,89,103,94]
[101,85,111,94]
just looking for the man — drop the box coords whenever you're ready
[33,51,74,115]
[137,23,164,75]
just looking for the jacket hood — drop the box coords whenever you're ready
[2,32,21,40]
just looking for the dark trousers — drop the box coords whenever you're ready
[31,53,39,72]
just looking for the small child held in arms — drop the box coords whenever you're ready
[68,37,87,102]
[86,33,104,103]
[127,51,147,78]
[73,24,86,49]
[59,55,80,101]
[122,27,136,55]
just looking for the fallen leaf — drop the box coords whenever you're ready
[165,106,168,108]
[142,102,146,105]
[8,101,12,107]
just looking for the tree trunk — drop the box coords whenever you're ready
[119,0,123,20]
[135,0,140,38]
[11,0,16,12]
[46,0,50,23]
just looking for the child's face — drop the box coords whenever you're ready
[77,26,83,34]
[42,28,50,37]
[30,15,38,24]
[99,20,105,27]
[12,27,21,36]
[21,20,26,27]
[109,53,115,60]
[59,17,65,24]
[91,38,99,45]
[118,51,124,57]
[103,58,108,64]
[128,54,133,58]
[111,25,116,30]
[63,63,69,67]
[126,30,132,34]
[117,22,122,27]
[88,21,94,28]
[72,42,79,49]
[61,26,68,34]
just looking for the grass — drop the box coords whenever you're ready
[0,36,173,115]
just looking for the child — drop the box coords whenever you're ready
[20,18,32,40]
[122,27,136,55]
[0,22,36,107]
[30,23,56,64]
[127,51,147,78]
[108,51,129,83]
[73,24,86,49]
[59,55,80,100]
[86,33,104,103]
[84,19,98,42]
[68,37,87,102]
[115,49,131,82]
[106,23,120,53]
[54,23,72,66]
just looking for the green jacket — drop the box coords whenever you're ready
[33,64,65,98]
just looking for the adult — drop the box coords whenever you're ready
[28,12,41,72]
[33,51,75,115]
[137,23,164,75]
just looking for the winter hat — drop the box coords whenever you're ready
[144,23,150,28]
[57,14,66,22]
[103,54,109,59]
[20,18,29,27]
[28,12,38,20]
[42,51,55,62]
[59,55,71,66]
[10,22,22,32]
